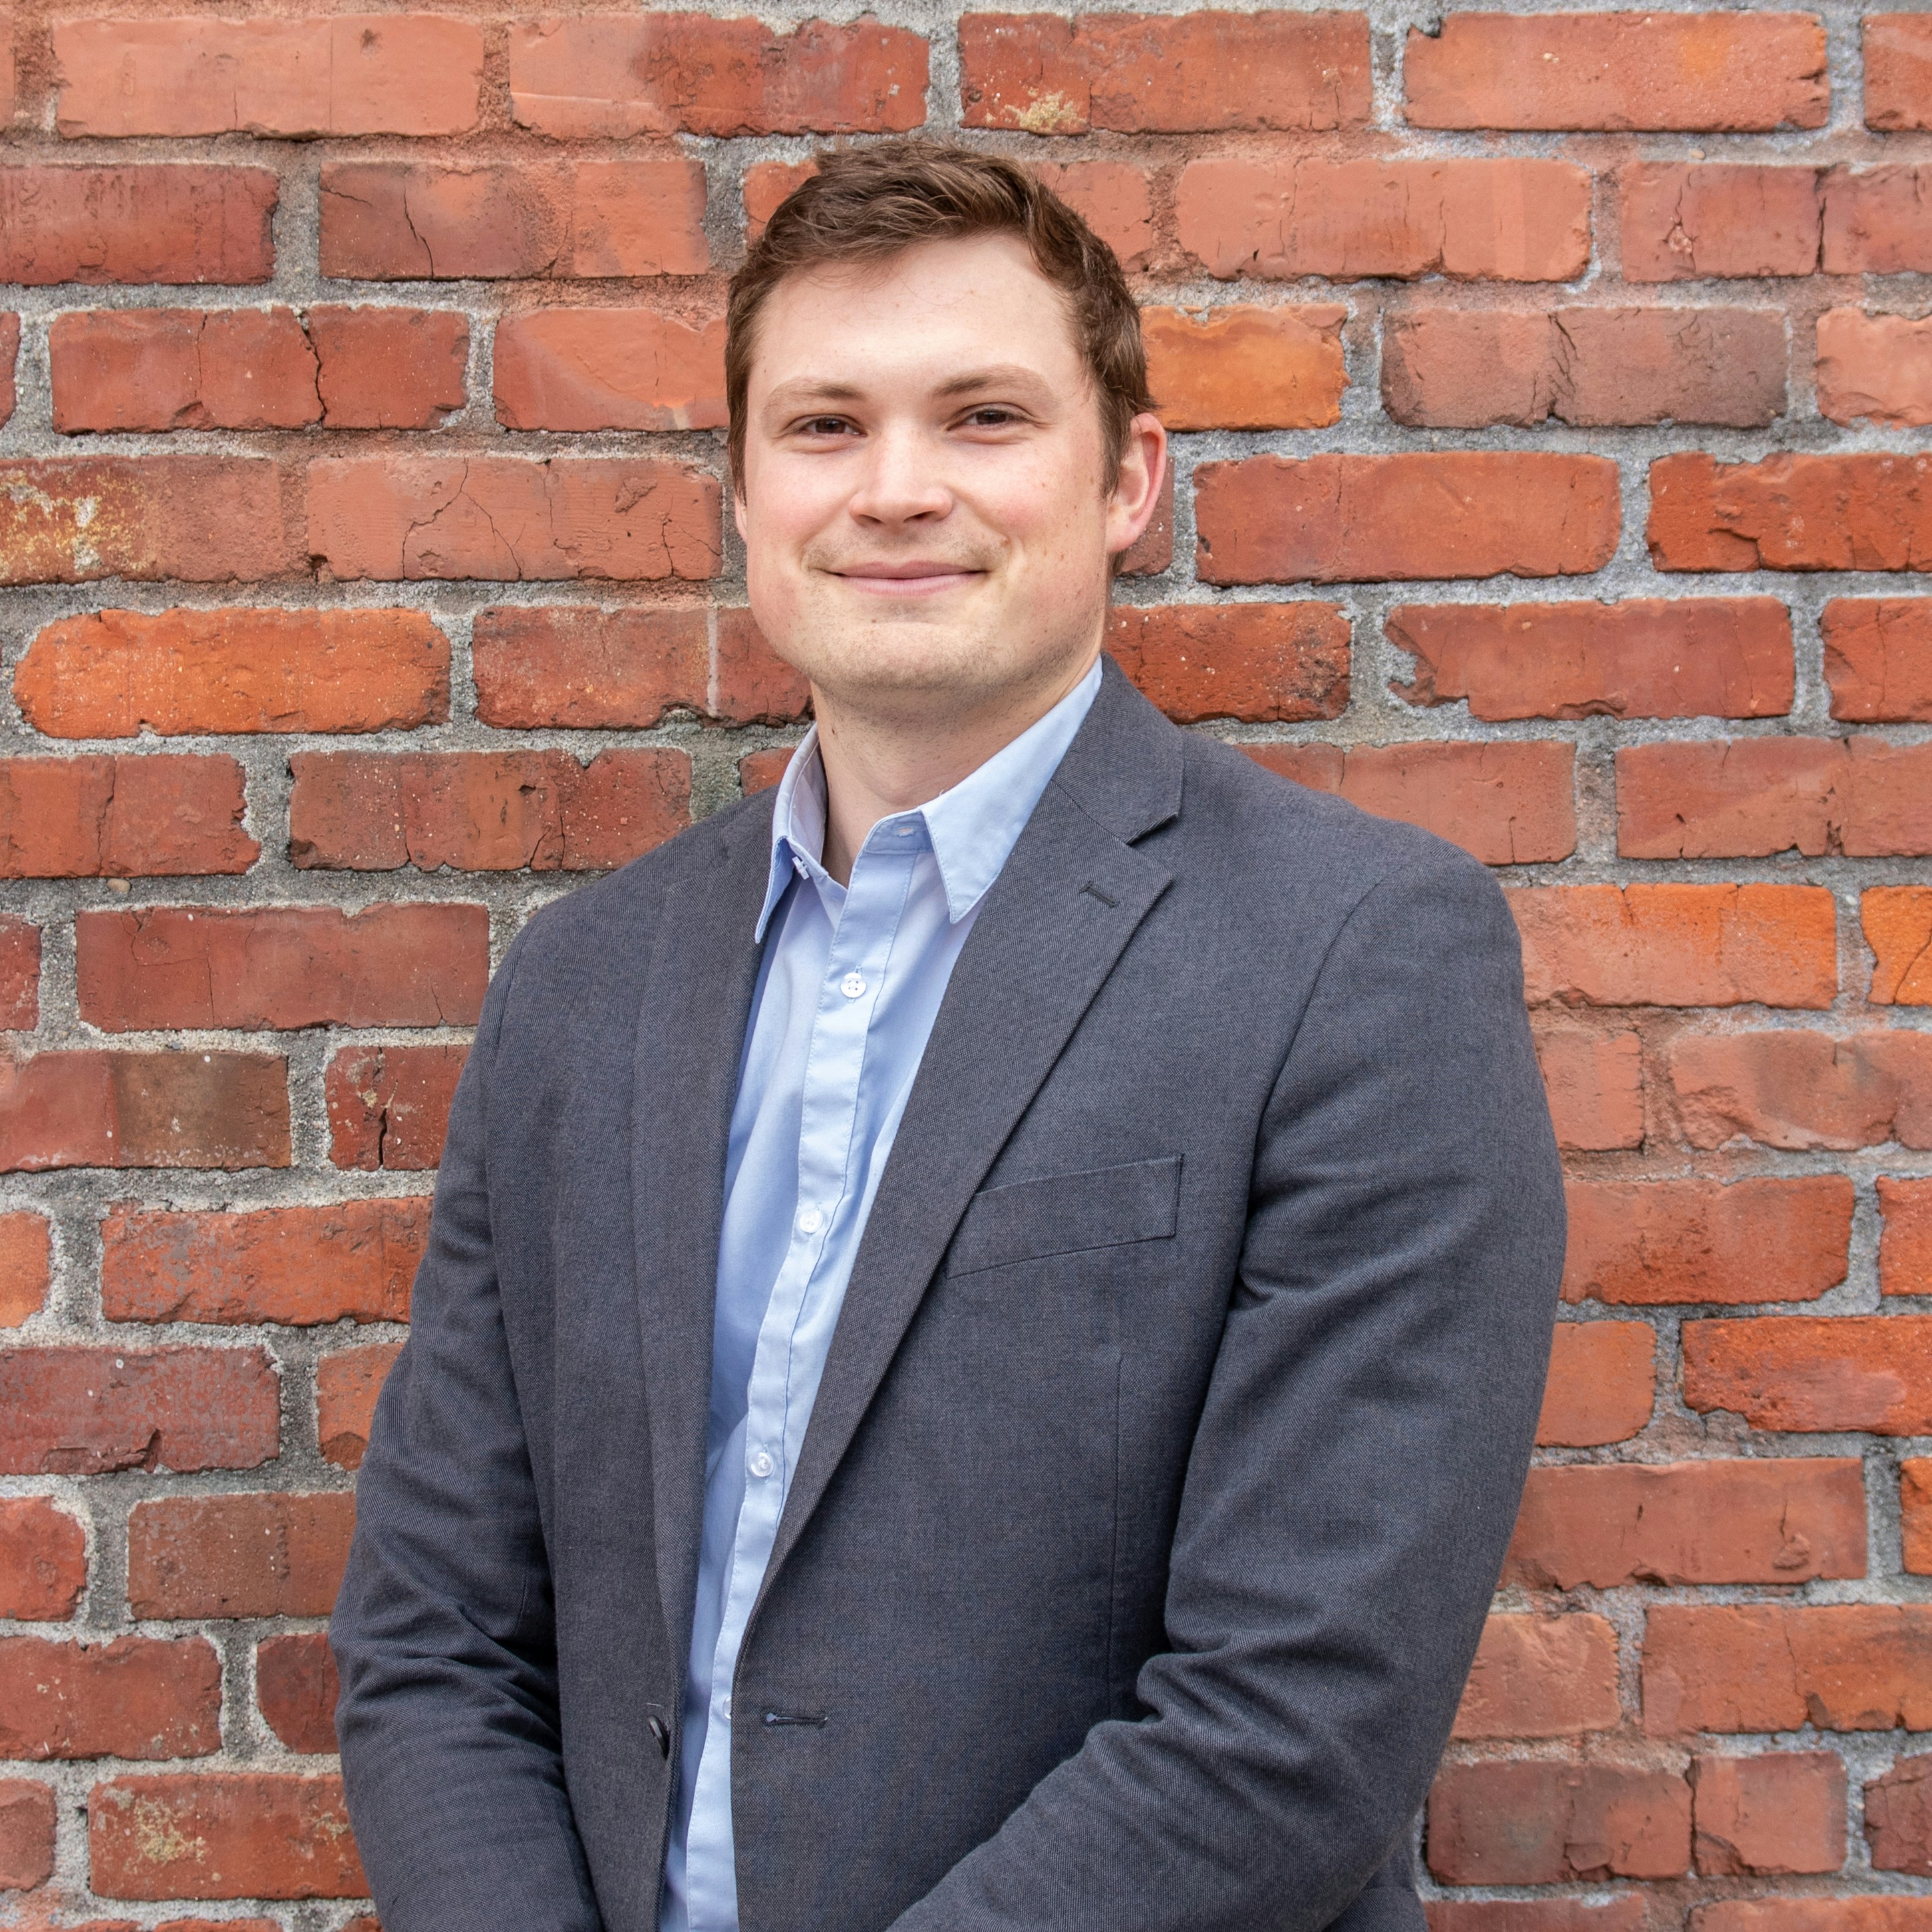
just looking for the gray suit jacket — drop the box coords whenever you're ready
[331,657,1565,1932]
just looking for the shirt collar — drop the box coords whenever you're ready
[754,655,1103,939]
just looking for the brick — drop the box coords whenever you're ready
[0,754,255,878]
[1428,1905,1647,1932]
[510,15,926,136]
[1539,1322,1655,1446]
[317,1342,402,1470]
[0,313,18,427]
[1564,1176,1853,1307]
[1107,603,1348,724]
[1391,597,1794,722]
[19,608,449,738]
[744,160,819,242]
[1697,1902,1932,1932]
[77,904,488,1031]
[320,160,708,280]
[309,456,720,583]
[53,17,481,136]
[290,748,691,872]
[0,1212,49,1325]
[1867,1752,1932,1872]
[128,1493,355,1620]
[1620,165,1821,281]
[961,11,1368,132]
[0,920,37,1031]
[1383,308,1786,430]
[1909,1461,1932,1572]
[740,748,794,796]
[1818,311,1932,428]
[1694,1752,1848,1875]
[0,1500,86,1620]
[1144,305,1346,431]
[0,1636,220,1760]
[0,1051,289,1173]
[1450,1613,1620,1740]
[310,306,468,430]
[1405,13,1826,130]
[0,166,276,285]
[1180,157,1591,282]
[1869,891,1932,1006]
[256,1633,338,1754]
[715,609,814,724]
[494,308,726,432]
[1824,167,1932,275]
[1533,1026,1643,1150]
[1645,1604,1932,1733]
[0,458,291,585]
[90,1773,366,1901]
[1685,1315,1932,1434]
[51,309,318,432]
[0,1345,278,1474]
[1824,599,1932,723]
[1504,1459,1865,1589]
[102,1199,428,1326]
[1034,162,1155,271]
[1245,740,1575,865]
[1427,1761,1691,1883]
[1618,740,1932,858]
[1650,453,1932,573]
[1197,454,1617,585]
[1881,1178,1932,1296]
[1868,16,1932,129]
[1671,1033,1932,1153]
[325,1045,466,1172]
[0,1781,55,1891]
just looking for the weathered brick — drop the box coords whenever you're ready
[1539,1322,1655,1446]
[1824,599,1932,723]
[510,15,926,136]
[53,17,482,136]
[1197,454,1617,584]
[320,160,709,280]
[1818,310,1932,428]
[1504,1459,1865,1589]
[317,1342,402,1470]
[1563,1176,1853,1306]
[1450,1613,1620,1740]
[1620,165,1821,281]
[1513,884,1835,1009]
[309,306,468,429]
[1034,162,1155,271]
[1427,1761,1691,1883]
[289,748,691,872]
[0,1780,55,1891]
[1908,1461,1932,1573]
[325,1045,466,1172]
[1881,1178,1932,1296]
[1865,1751,1932,1872]
[0,166,276,285]
[0,1051,290,1173]
[1107,604,1349,723]
[0,313,17,427]
[1618,740,1932,858]
[18,608,449,738]
[1382,308,1786,429]
[0,754,255,878]
[1694,1752,1848,1875]
[0,1636,220,1760]
[744,160,819,242]
[77,904,488,1031]
[1144,305,1347,430]
[51,308,319,432]
[1686,1314,1932,1432]
[1868,891,1932,1006]
[0,919,37,1031]
[740,748,794,796]
[102,1199,428,1327]
[0,1499,86,1620]
[1390,597,1794,721]
[1650,453,1932,573]
[0,1345,278,1474]
[0,1212,50,1325]
[127,1493,355,1620]
[1671,1033,1932,1152]
[1428,1903,1647,1932]
[309,456,721,583]
[715,609,815,724]
[1245,741,1574,865]
[473,605,706,728]
[90,1773,366,1901]
[1868,15,1932,129]
[1644,1604,1932,1733]
[494,308,726,432]
[1534,1027,1643,1150]
[256,1633,338,1754]
[1178,158,1591,282]
[1824,167,1932,275]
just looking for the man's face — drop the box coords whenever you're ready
[735,234,1162,721]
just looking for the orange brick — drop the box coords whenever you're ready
[0,165,277,286]
[0,1635,220,1760]
[325,1044,467,1172]
[50,308,319,432]
[1429,1905,1647,1932]
[1867,890,1932,1005]
[1907,1460,1932,1572]
[740,748,793,796]
[1620,164,1821,281]
[1650,453,1932,573]
[1824,599,1932,722]
[256,1633,338,1754]
[1684,1315,1932,1434]
[1881,1178,1932,1296]
[1539,1322,1655,1446]
[0,1780,55,1891]
[1143,305,1347,430]
[317,1342,402,1470]
[1865,1749,1932,1871]
[1533,1026,1643,1150]
[1693,1753,1848,1875]
[715,609,816,724]
[1818,310,1932,428]
[1428,1761,1691,1882]
[1106,603,1348,723]
[1824,167,1932,275]
[0,313,16,426]
[127,1493,354,1619]
[494,308,726,432]
[309,305,468,430]
[1451,1613,1620,1740]
[0,754,255,878]
[744,160,818,242]
[474,606,708,728]
[1867,15,1932,129]
[0,1212,49,1325]
[0,1499,86,1620]
[1669,1031,1932,1152]
[0,918,36,1032]
[1035,162,1155,271]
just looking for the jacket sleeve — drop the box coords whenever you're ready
[329,931,603,1932]
[889,849,1567,1932]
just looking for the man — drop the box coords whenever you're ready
[331,142,1565,1932]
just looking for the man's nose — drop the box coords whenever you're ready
[847,424,952,526]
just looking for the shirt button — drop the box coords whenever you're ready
[798,1207,824,1234]
[792,856,806,878]
[840,972,866,998]
[749,1449,774,1478]
[719,1696,732,1722]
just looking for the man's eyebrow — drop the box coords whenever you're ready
[760,380,866,410]
[932,364,1054,399]
[760,365,1056,412]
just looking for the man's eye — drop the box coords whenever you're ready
[963,408,1020,428]
[798,417,854,437]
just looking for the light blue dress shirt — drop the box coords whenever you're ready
[659,657,1102,1932]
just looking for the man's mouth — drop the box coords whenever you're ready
[827,562,987,596]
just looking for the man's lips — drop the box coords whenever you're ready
[826,562,987,595]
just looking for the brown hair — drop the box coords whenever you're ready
[725,140,1152,494]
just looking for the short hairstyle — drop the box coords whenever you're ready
[725,140,1153,494]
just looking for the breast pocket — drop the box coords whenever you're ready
[947,1156,1182,1277]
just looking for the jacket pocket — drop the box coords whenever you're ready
[947,1155,1182,1277]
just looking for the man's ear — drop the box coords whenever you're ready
[1105,412,1168,559]
[732,483,750,544]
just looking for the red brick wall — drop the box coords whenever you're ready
[2,4,1929,1927]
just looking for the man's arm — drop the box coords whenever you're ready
[329,935,602,1932]
[891,849,1565,1932]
